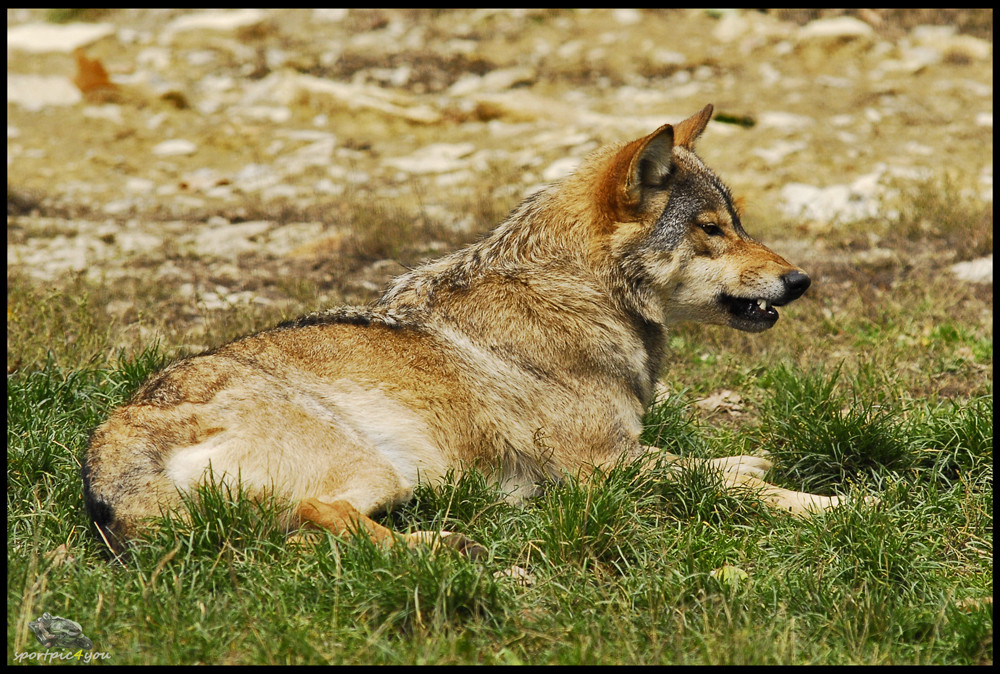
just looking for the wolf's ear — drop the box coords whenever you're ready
[673,103,714,149]
[622,123,675,205]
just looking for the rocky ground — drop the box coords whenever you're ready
[6,9,993,362]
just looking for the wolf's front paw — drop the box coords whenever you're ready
[406,530,488,560]
[710,455,773,479]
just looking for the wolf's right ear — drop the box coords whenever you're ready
[622,123,675,206]
[599,123,676,220]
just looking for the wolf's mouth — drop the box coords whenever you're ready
[719,271,810,332]
[719,294,783,331]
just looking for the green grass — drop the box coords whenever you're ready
[7,349,992,665]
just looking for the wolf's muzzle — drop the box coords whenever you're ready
[720,269,811,332]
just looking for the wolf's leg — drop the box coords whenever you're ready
[638,445,843,515]
[297,497,397,545]
[640,445,772,479]
[706,454,773,479]
[296,497,487,560]
[720,473,843,515]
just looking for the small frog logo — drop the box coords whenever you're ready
[28,613,94,650]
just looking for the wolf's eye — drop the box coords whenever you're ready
[700,223,723,237]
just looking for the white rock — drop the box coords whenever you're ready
[117,231,163,255]
[950,255,992,284]
[541,157,581,182]
[136,46,172,70]
[713,11,751,43]
[751,140,807,164]
[911,24,956,43]
[911,24,992,61]
[234,105,292,124]
[652,49,687,67]
[314,178,345,196]
[163,9,267,38]
[756,111,815,131]
[261,184,299,200]
[385,142,476,174]
[759,62,781,87]
[125,177,156,193]
[6,75,81,110]
[612,8,642,25]
[798,16,874,41]
[979,165,992,189]
[8,232,112,280]
[662,80,705,101]
[264,72,441,124]
[903,141,934,156]
[879,46,941,74]
[816,75,853,88]
[433,170,476,188]
[152,139,198,156]
[447,67,535,96]
[82,105,124,124]
[6,22,115,53]
[279,137,337,172]
[178,168,223,191]
[312,8,349,22]
[945,34,992,61]
[780,178,883,224]
[193,221,273,258]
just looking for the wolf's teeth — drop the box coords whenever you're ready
[757,298,769,311]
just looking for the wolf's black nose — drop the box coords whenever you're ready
[782,270,811,300]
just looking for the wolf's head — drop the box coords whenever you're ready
[583,104,810,333]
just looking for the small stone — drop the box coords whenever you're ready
[385,142,476,174]
[541,157,581,182]
[152,139,198,157]
[798,16,874,41]
[950,255,992,284]
[163,9,267,38]
[6,75,82,110]
[7,22,115,53]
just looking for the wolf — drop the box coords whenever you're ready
[83,104,844,558]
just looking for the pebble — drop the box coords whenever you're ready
[385,142,477,174]
[756,111,815,131]
[612,8,642,25]
[192,221,273,259]
[152,139,198,156]
[162,9,267,39]
[780,177,883,224]
[278,137,337,173]
[751,140,807,164]
[950,255,993,284]
[6,75,81,110]
[541,157,581,182]
[6,21,115,53]
[911,24,992,61]
[446,67,536,97]
[798,16,874,41]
